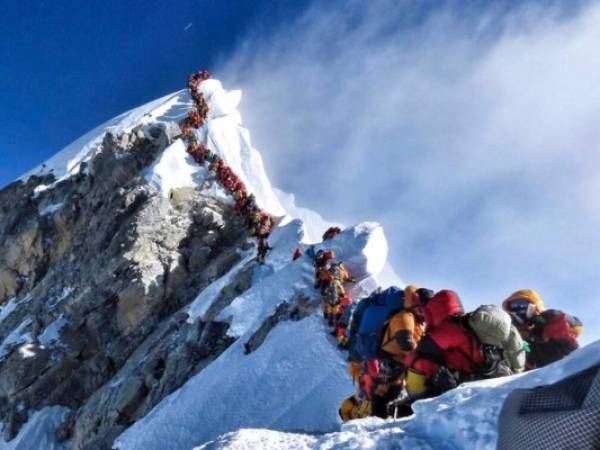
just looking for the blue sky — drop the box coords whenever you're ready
[1,0,598,343]
[0,0,311,186]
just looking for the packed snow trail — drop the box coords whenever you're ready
[194,340,600,450]
[113,218,388,449]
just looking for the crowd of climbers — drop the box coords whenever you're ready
[182,70,274,263]
[306,228,583,422]
[181,70,583,422]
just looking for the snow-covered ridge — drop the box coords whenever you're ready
[195,340,600,450]
[3,75,399,449]
[113,219,389,450]
[20,90,188,185]
[20,78,286,218]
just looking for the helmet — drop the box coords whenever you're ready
[502,289,545,314]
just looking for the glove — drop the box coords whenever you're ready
[522,340,531,353]
[430,367,459,393]
[348,361,362,383]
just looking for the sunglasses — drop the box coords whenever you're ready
[509,298,531,312]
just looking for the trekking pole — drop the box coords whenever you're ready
[388,389,410,419]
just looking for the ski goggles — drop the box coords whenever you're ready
[508,298,532,312]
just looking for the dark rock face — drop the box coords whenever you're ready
[0,125,257,448]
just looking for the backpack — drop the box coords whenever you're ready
[380,310,424,362]
[326,280,344,306]
[468,305,512,346]
[356,286,405,360]
[538,310,582,348]
[467,305,525,374]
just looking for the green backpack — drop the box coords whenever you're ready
[468,305,525,374]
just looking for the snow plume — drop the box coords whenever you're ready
[219,0,600,343]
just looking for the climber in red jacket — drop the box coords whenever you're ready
[502,289,583,369]
[322,226,341,241]
[404,290,484,401]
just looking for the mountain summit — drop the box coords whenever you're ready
[0,76,389,449]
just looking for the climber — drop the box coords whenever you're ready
[313,249,334,290]
[185,110,203,129]
[210,158,224,174]
[404,290,485,403]
[343,285,407,418]
[203,147,214,164]
[256,236,272,264]
[340,359,380,422]
[219,167,242,194]
[240,193,257,217]
[339,392,371,422]
[257,212,273,238]
[346,287,382,368]
[329,261,356,285]
[233,190,248,214]
[339,359,380,422]
[221,172,239,192]
[187,142,207,164]
[247,211,262,237]
[219,164,234,184]
[335,295,354,349]
[323,226,342,241]
[292,248,304,261]
[369,286,432,418]
[313,250,329,320]
[379,287,433,363]
[464,304,526,377]
[231,178,245,195]
[502,289,582,368]
[187,70,210,91]
[324,261,355,332]
[324,274,346,327]
[194,92,209,110]
[181,123,192,138]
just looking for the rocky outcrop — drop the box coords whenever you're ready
[0,125,259,447]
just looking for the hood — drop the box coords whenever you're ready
[423,290,464,328]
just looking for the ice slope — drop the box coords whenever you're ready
[114,220,388,450]
[196,339,600,450]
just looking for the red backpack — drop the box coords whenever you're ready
[541,310,581,348]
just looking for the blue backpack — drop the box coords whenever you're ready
[356,286,405,360]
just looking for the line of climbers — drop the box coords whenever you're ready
[303,232,583,422]
[181,70,583,422]
[181,70,274,263]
